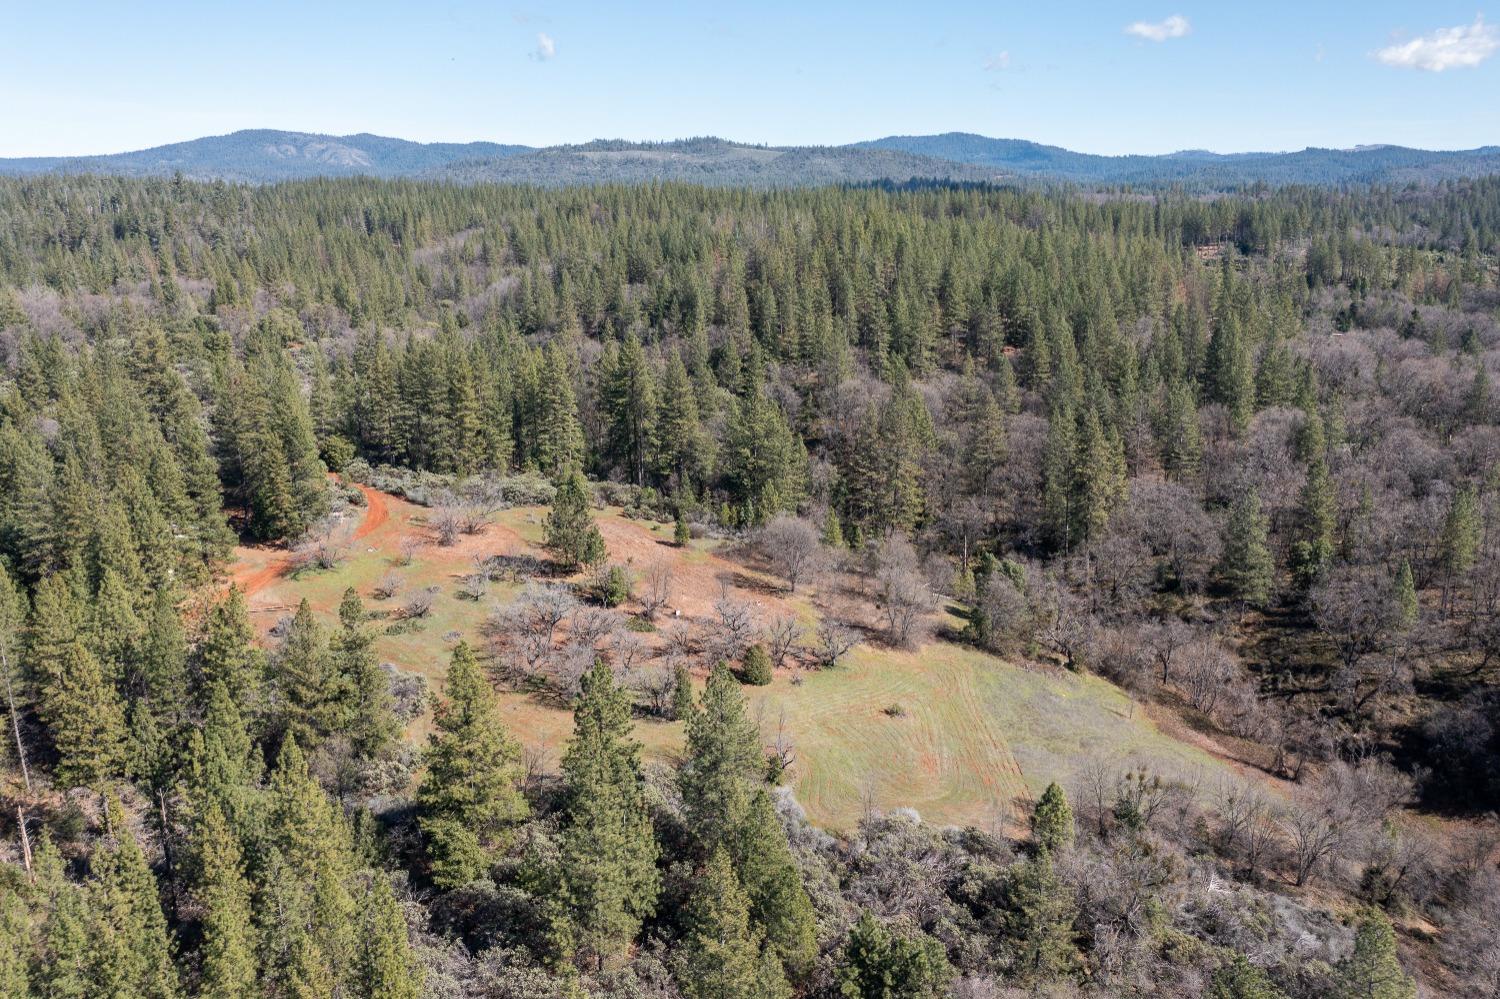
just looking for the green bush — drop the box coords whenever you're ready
[600,565,632,607]
[741,644,773,685]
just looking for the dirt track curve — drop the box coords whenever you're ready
[231,481,385,597]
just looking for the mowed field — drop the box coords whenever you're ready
[228,483,1234,832]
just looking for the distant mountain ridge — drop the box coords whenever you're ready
[0,130,534,183]
[857,132,1500,186]
[3,128,1498,188]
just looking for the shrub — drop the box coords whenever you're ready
[320,434,356,472]
[599,565,632,607]
[741,644,773,685]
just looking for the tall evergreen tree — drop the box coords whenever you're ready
[331,588,398,758]
[680,662,763,851]
[196,587,264,711]
[544,470,607,571]
[1219,489,1275,608]
[557,660,661,969]
[1290,456,1336,589]
[836,912,952,999]
[1030,782,1074,855]
[675,848,790,999]
[1334,912,1415,999]
[417,642,528,888]
[600,331,659,487]
[274,599,339,750]
[999,852,1077,988]
[26,575,128,788]
[192,800,258,999]
[89,797,180,999]
[356,874,423,999]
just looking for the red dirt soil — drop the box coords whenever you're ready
[227,481,385,598]
[351,484,387,541]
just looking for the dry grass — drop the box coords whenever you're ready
[229,485,1240,832]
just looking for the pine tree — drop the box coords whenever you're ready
[1334,912,1415,999]
[676,848,790,999]
[1072,405,1127,543]
[672,663,698,723]
[723,384,806,526]
[821,507,845,549]
[274,599,338,749]
[356,875,423,999]
[656,352,710,493]
[1207,316,1254,431]
[1161,379,1203,480]
[264,739,356,990]
[1290,456,1336,589]
[1394,560,1418,632]
[192,800,257,999]
[544,470,606,571]
[417,642,527,888]
[1218,490,1275,608]
[0,564,29,795]
[1439,485,1482,582]
[601,331,659,487]
[681,662,762,851]
[836,912,952,999]
[0,868,30,998]
[734,790,817,976]
[27,575,128,788]
[999,852,1077,987]
[33,833,93,999]
[558,660,660,969]
[534,343,584,475]
[89,797,180,999]
[1208,954,1286,999]
[1040,401,1077,550]
[1030,782,1074,854]
[133,585,189,731]
[196,587,263,710]
[331,588,398,758]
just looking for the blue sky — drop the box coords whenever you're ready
[3,2,1497,156]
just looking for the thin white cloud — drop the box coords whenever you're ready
[531,32,556,61]
[984,50,1012,71]
[1375,15,1498,71]
[1125,14,1190,42]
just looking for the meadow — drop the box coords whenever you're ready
[231,484,1236,831]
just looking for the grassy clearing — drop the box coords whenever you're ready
[234,490,1238,833]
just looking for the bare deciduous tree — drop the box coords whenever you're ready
[640,559,674,620]
[812,619,859,669]
[757,515,824,593]
[764,615,802,668]
[707,595,757,663]
[460,571,489,601]
[875,535,932,648]
[401,588,436,619]
[430,504,464,546]
[290,519,354,572]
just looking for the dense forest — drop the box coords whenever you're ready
[1,172,1499,998]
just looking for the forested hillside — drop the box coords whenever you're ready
[859,133,1500,187]
[7,129,1500,188]
[1,173,1499,997]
